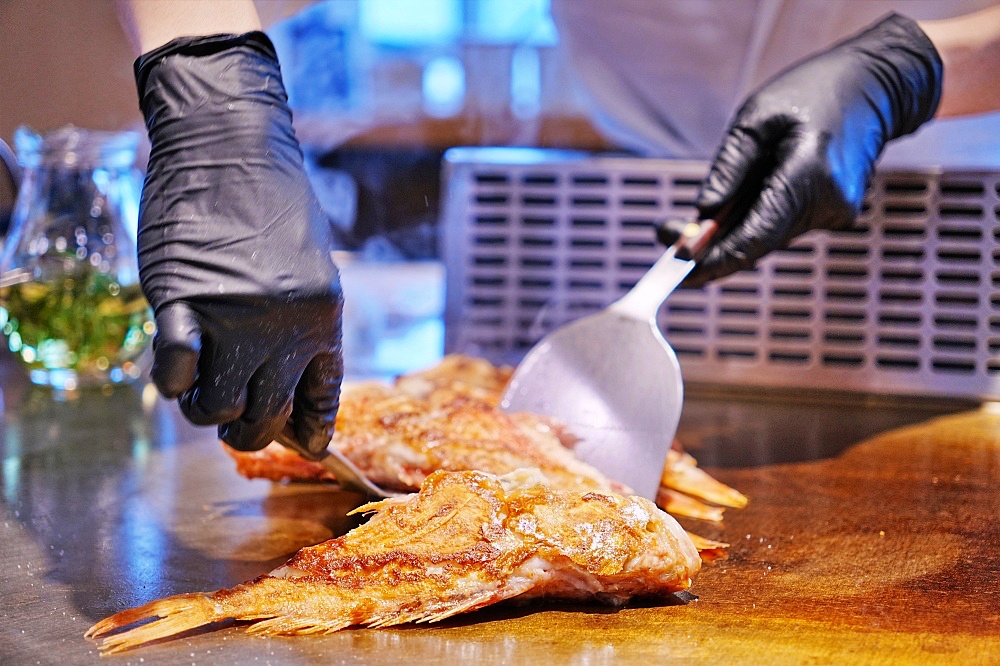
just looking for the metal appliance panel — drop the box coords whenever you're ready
[440,147,1000,400]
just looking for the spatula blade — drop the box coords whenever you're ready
[500,312,683,500]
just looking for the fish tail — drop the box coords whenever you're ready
[85,593,223,654]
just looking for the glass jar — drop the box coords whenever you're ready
[0,126,154,390]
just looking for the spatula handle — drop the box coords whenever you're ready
[664,219,718,261]
[610,219,717,322]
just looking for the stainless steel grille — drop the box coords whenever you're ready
[440,147,1000,401]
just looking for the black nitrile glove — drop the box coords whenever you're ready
[135,32,343,454]
[676,13,942,286]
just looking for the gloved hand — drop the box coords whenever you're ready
[134,32,343,454]
[673,13,942,286]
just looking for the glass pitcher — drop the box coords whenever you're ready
[0,126,154,390]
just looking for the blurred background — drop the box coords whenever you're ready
[0,0,615,380]
[2,0,999,389]
[0,0,612,259]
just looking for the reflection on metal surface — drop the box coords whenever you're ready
[174,516,333,562]
[676,390,971,468]
[340,627,620,665]
[119,494,167,601]
[2,455,18,503]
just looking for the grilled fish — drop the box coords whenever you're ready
[230,355,745,525]
[87,468,701,654]
[233,381,628,495]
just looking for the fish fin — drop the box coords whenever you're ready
[367,611,425,629]
[416,580,531,624]
[686,531,730,562]
[246,615,353,636]
[348,495,411,516]
[414,594,498,623]
[363,596,490,628]
[365,583,520,629]
[347,500,386,515]
[656,488,726,522]
[85,593,227,655]
[661,451,749,509]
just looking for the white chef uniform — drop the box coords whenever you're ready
[550,0,1000,168]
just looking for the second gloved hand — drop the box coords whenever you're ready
[684,13,942,285]
[135,32,343,454]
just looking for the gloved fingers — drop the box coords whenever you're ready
[292,350,344,457]
[686,156,806,286]
[218,358,302,452]
[696,124,767,219]
[177,340,252,428]
[150,302,202,399]
[685,237,755,287]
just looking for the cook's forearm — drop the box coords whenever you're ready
[114,0,262,55]
[918,4,1000,118]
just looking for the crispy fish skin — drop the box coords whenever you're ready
[395,354,515,407]
[332,384,628,494]
[87,469,700,654]
[231,382,629,495]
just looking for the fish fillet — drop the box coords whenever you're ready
[87,468,701,654]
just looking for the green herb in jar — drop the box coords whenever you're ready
[0,268,154,384]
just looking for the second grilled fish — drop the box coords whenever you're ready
[87,468,701,654]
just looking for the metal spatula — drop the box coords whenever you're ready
[500,220,716,500]
[273,417,400,499]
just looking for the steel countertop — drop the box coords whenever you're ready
[2,353,999,665]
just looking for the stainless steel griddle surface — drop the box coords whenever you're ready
[1,352,994,665]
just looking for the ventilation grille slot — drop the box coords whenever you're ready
[441,148,1000,400]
